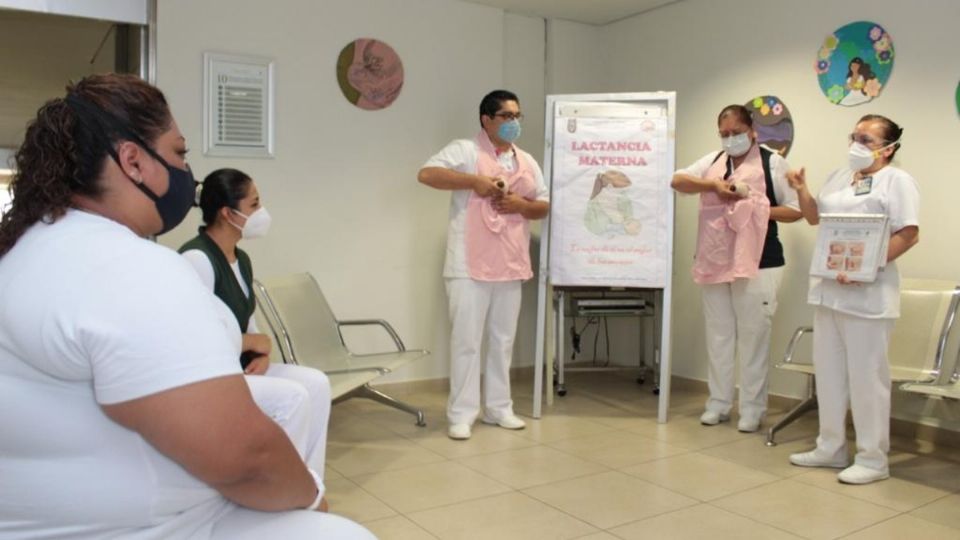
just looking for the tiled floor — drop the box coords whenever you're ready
[323,372,960,540]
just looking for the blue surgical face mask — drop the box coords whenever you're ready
[497,119,522,143]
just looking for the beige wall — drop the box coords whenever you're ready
[156,0,534,382]
[0,9,115,148]
[557,0,960,429]
[151,0,960,431]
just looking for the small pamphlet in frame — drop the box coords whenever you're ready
[203,52,275,158]
[810,213,889,282]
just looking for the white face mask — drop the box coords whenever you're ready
[230,207,272,239]
[848,139,899,172]
[721,132,752,157]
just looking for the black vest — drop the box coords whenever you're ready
[713,147,785,269]
[178,231,257,333]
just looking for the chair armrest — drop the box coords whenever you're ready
[901,342,960,390]
[349,348,430,359]
[338,319,406,352]
[779,326,814,367]
[930,287,960,380]
[252,279,296,364]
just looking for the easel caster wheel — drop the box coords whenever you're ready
[653,386,660,395]
[636,377,645,385]
[557,387,567,397]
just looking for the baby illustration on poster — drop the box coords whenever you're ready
[584,170,642,238]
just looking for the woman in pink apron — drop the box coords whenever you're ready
[671,105,801,432]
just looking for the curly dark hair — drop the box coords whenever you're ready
[0,73,171,257]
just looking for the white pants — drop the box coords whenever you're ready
[701,267,783,421]
[211,506,375,539]
[246,363,331,479]
[445,278,522,425]
[812,307,893,471]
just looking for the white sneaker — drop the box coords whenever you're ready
[482,414,526,430]
[448,423,471,440]
[789,450,849,469]
[699,410,730,426]
[737,417,761,433]
[838,464,889,485]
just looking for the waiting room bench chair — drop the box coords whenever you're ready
[766,279,960,446]
[253,272,429,426]
[900,309,960,400]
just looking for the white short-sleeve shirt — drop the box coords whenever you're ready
[0,210,242,539]
[422,139,549,278]
[807,166,921,318]
[675,147,800,211]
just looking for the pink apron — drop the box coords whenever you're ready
[464,131,538,281]
[692,144,771,285]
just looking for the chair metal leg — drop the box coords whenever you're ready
[765,394,818,447]
[354,384,427,427]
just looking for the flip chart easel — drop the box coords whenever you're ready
[533,92,676,423]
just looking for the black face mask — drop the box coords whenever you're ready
[110,144,197,235]
[65,94,197,235]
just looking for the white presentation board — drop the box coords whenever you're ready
[532,92,676,423]
[548,102,672,287]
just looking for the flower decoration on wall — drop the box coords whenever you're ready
[815,21,894,107]
[827,85,846,104]
[744,95,794,156]
[336,38,404,110]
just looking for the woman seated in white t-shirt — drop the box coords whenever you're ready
[0,73,372,539]
[786,114,919,485]
[179,169,332,501]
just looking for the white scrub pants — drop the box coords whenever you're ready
[701,266,783,421]
[812,306,893,471]
[445,278,522,425]
[246,363,331,480]
[211,506,375,539]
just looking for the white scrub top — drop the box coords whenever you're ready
[808,165,920,319]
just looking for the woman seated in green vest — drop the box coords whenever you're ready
[180,168,332,505]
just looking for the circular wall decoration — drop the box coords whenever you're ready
[744,95,794,157]
[336,38,403,110]
[955,80,960,116]
[815,21,894,107]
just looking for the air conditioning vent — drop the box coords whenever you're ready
[203,52,275,158]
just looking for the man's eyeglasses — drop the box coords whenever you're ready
[494,112,523,121]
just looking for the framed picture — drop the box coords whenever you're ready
[811,214,889,282]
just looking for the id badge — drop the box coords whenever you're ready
[854,176,873,196]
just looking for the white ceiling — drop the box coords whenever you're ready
[460,0,682,25]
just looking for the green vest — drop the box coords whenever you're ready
[179,231,256,333]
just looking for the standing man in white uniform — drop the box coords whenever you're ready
[672,105,801,432]
[418,90,550,440]
[787,114,919,485]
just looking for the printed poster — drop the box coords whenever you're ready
[549,114,670,287]
[810,214,889,282]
